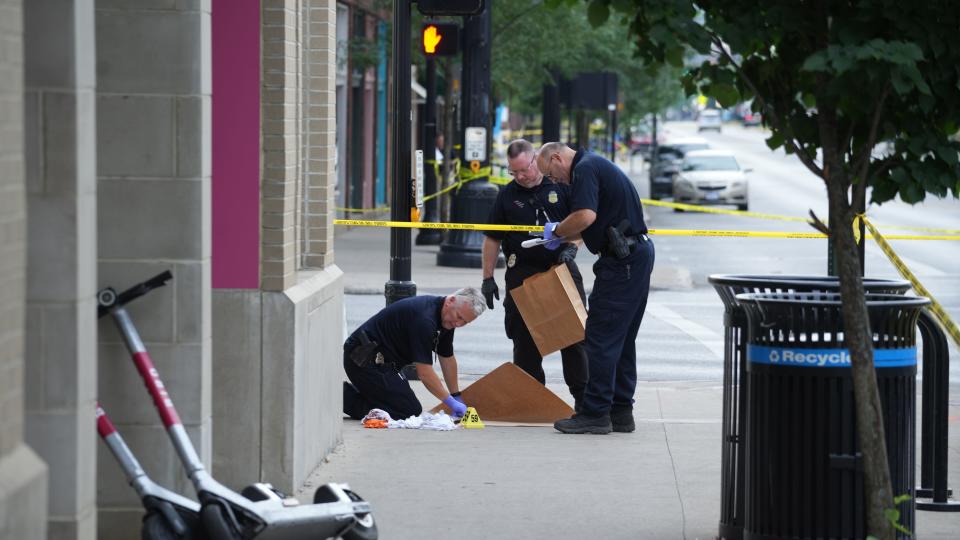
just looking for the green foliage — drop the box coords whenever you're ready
[588,0,960,207]
[489,0,684,124]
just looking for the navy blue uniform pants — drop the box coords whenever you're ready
[342,351,422,420]
[581,239,655,416]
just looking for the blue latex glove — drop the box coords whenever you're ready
[543,222,561,250]
[442,395,468,419]
[450,392,465,405]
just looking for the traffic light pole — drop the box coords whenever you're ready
[416,57,442,245]
[386,0,416,305]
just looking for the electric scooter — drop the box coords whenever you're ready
[97,271,378,539]
[97,403,203,539]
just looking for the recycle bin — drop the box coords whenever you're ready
[707,275,910,540]
[737,291,928,540]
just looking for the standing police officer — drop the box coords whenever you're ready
[342,288,486,421]
[536,142,655,435]
[481,139,588,411]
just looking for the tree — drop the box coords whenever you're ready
[489,1,684,127]
[572,0,960,537]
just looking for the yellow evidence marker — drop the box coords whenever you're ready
[459,407,485,429]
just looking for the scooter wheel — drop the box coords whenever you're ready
[142,509,200,540]
[341,490,378,540]
[200,504,240,540]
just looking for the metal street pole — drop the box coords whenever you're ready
[416,57,443,245]
[436,0,500,268]
[386,0,416,304]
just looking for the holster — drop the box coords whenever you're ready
[605,219,637,260]
[349,331,385,367]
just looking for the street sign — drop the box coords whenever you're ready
[464,127,486,162]
[421,22,459,56]
[413,149,424,221]
[417,0,483,16]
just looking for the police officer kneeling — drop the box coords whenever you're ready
[537,142,655,435]
[342,288,487,421]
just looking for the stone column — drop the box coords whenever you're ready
[211,0,344,495]
[0,0,50,538]
[22,1,98,538]
[94,2,211,537]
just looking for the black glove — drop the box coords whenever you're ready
[558,243,578,263]
[481,277,500,309]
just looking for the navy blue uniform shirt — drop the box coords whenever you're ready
[484,177,573,270]
[568,149,647,254]
[349,295,454,368]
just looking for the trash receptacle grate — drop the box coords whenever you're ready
[708,275,910,540]
[737,292,928,540]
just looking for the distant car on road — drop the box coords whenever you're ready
[647,137,710,200]
[672,149,750,211]
[741,111,763,127]
[697,109,722,132]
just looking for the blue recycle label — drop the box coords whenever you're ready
[747,345,916,368]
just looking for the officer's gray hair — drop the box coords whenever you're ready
[451,287,487,317]
[507,139,534,159]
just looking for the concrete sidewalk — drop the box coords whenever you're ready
[319,164,959,539]
[303,380,958,539]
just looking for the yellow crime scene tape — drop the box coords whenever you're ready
[335,194,959,346]
[861,216,960,348]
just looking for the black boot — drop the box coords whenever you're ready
[342,381,368,420]
[610,409,635,433]
[554,413,612,434]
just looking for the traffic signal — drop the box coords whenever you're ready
[421,22,459,57]
[417,0,483,16]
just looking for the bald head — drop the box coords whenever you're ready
[536,142,576,183]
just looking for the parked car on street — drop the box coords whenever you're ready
[741,111,763,127]
[672,149,750,211]
[697,109,723,132]
[647,137,710,199]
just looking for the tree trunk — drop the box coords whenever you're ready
[825,177,896,540]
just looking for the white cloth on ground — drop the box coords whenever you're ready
[389,411,458,431]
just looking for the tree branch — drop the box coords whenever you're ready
[849,84,891,212]
[491,1,544,41]
[708,34,824,179]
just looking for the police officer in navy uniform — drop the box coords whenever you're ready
[536,142,655,434]
[342,288,486,421]
[481,139,588,411]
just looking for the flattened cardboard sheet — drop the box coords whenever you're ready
[431,362,574,425]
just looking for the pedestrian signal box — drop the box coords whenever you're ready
[417,0,483,16]
[421,22,459,57]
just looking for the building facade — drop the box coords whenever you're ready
[0,1,356,538]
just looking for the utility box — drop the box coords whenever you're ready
[737,291,927,540]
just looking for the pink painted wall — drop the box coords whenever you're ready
[212,0,260,288]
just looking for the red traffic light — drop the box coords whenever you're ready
[421,22,459,56]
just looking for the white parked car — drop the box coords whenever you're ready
[672,149,750,211]
[697,109,722,132]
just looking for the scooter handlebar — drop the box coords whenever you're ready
[97,270,173,319]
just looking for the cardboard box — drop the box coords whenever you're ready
[509,263,587,356]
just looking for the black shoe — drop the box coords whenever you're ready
[554,413,612,435]
[342,382,366,420]
[610,410,635,433]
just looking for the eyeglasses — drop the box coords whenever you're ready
[507,155,536,177]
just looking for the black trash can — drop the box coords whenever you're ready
[737,292,928,540]
[708,275,911,540]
